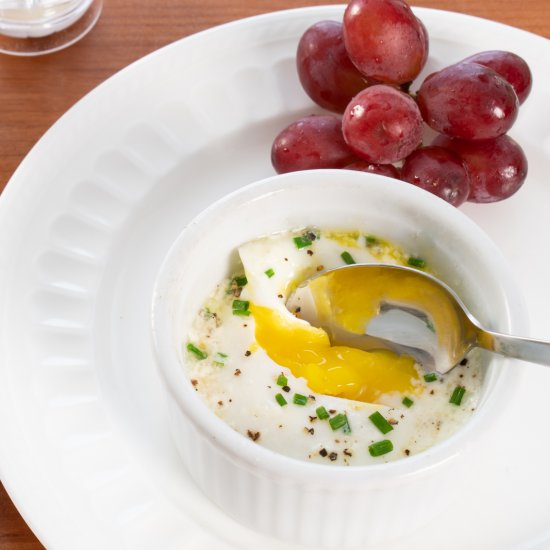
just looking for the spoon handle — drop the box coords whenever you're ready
[479,329,550,367]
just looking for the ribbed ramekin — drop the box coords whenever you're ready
[152,170,526,547]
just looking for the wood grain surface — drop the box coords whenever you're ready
[0,1,548,548]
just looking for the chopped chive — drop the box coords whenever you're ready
[424,372,438,383]
[213,352,228,365]
[365,235,378,246]
[369,411,394,434]
[449,386,466,406]
[426,319,436,333]
[329,413,351,433]
[368,439,394,457]
[316,406,330,420]
[232,309,251,316]
[275,393,287,406]
[293,393,308,406]
[232,275,248,287]
[340,251,356,265]
[232,299,250,315]
[276,373,288,387]
[293,235,314,249]
[187,343,207,360]
[264,268,275,278]
[407,256,426,268]
[213,352,228,366]
[402,396,414,408]
[232,299,249,311]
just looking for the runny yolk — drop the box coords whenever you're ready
[250,304,420,405]
[308,266,463,363]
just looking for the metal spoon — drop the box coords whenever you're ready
[286,263,550,374]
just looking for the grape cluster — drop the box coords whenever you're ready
[270,0,532,206]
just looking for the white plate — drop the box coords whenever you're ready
[1,6,549,550]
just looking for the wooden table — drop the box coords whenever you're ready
[0,1,548,547]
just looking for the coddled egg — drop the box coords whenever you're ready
[185,228,483,465]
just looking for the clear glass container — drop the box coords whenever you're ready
[0,0,102,55]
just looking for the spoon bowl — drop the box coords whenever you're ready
[287,263,550,373]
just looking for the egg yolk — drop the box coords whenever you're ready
[308,266,464,360]
[250,304,420,404]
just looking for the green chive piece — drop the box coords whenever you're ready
[341,251,356,265]
[232,309,251,316]
[316,406,330,420]
[293,393,308,406]
[187,343,207,360]
[450,386,466,406]
[402,396,414,408]
[275,393,287,406]
[365,235,378,246]
[424,372,438,383]
[276,373,288,387]
[293,235,313,249]
[232,299,249,311]
[369,411,394,434]
[232,275,248,287]
[407,256,426,268]
[426,320,436,333]
[369,439,394,457]
[232,299,250,315]
[213,352,228,366]
[329,413,351,433]
[264,268,275,278]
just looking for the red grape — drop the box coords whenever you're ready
[271,115,356,174]
[401,146,470,206]
[343,0,428,85]
[460,50,532,104]
[433,134,528,203]
[296,20,370,112]
[345,160,400,178]
[342,84,423,164]
[417,17,429,70]
[417,62,519,140]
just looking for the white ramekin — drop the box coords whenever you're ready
[151,169,527,548]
